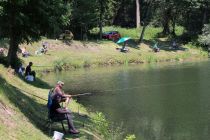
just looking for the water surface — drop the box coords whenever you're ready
[42,61,210,140]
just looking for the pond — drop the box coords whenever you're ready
[42,61,210,140]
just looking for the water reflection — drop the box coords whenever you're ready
[42,61,210,140]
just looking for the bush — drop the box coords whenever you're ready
[124,134,136,140]
[91,112,125,140]
[53,58,68,71]
[199,24,210,46]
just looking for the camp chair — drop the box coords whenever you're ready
[46,89,66,135]
[45,109,66,135]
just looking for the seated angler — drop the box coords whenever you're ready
[50,95,80,134]
[52,81,72,109]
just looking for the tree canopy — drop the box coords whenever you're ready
[1,0,210,67]
[0,0,71,67]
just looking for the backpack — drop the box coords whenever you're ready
[47,88,54,109]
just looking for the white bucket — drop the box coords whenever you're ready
[53,131,64,140]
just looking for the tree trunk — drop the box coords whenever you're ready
[139,22,147,44]
[136,0,140,28]
[7,2,19,68]
[138,1,151,44]
[7,32,19,68]
[99,0,104,40]
[202,5,208,26]
[162,8,171,35]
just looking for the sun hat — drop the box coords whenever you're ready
[57,81,64,85]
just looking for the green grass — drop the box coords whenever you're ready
[0,66,105,140]
[91,26,162,40]
[91,26,184,41]
[0,65,129,140]
[0,26,208,71]
[17,36,207,72]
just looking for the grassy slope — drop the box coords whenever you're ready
[19,38,207,72]
[0,66,100,140]
[0,66,50,140]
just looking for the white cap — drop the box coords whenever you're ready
[57,81,64,85]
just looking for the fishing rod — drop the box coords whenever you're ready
[71,92,92,97]
[16,87,91,102]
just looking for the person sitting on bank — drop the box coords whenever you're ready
[153,43,160,52]
[18,64,25,76]
[172,40,179,49]
[35,44,48,55]
[120,41,129,52]
[52,81,72,109]
[25,62,36,80]
[50,95,79,134]
[41,43,48,54]
[21,47,30,57]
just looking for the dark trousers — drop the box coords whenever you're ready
[51,113,75,130]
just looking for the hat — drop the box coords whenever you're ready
[57,81,64,85]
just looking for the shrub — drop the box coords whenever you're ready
[53,58,68,71]
[199,24,210,46]
[124,134,136,140]
[92,112,125,140]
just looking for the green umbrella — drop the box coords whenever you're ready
[116,37,131,44]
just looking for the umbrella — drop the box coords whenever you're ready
[116,37,131,44]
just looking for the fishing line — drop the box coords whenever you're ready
[84,80,199,95]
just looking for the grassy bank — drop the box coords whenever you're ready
[0,65,131,140]
[20,40,207,72]
[12,26,205,71]
[0,26,207,72]
[0,65,109,140]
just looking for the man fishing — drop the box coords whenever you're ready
[52,81,72,109]
[50,95,79,134]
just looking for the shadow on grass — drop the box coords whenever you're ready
[127,39,140,50]
[18,74,51,89]
[52,113,96,140]
[0,77,96,139]
[0,77,48,132]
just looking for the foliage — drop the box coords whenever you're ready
[0,0,71,67]
[91,112,125,140]
[90,26,162,40]
[199,24,210,46]
[53,58,68,71]
[92,112,109,137]
[124,134,136,140]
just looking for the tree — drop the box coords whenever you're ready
[0,0,71,68]
[136,0,140,28]
[113,0,136,27]
[139,0,153,44]
[199,24,210,47]
[70,0,100,39]
[98,0,115,40]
